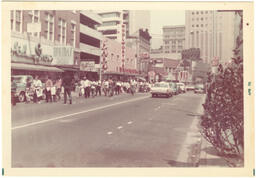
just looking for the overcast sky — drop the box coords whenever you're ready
[150,11,185,49]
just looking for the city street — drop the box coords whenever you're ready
[12,92,205,167]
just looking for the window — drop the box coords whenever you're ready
[192,12,194,15]
[201,11,204,14]
[205,24,208,27]
[196,11,199,14]
[192,25,194,27]
[165,35,169,39]
[27,10,40,37]
[70,23,76,47]
[201,17,204,21]
[172,50,176,53]
[201,24,204,27]
[12,10,22,32]
[165,51,169,53]
[165,46,169,49]
[165,41,169,44]
[196,24,199,27]
[102,21,118,26]
[45,13,54,41]
[205,11,208,14]
[58,18,66,44]
[101,12,120,18]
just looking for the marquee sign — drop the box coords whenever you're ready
[121,24,126,72]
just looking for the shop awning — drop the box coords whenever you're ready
[11,63,64,72]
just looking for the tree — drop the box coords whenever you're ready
[200,11,244,166]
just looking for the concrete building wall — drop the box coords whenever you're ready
[163,25,185,54]
[185,10,235,65]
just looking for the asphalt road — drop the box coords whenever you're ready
[12,92,205,167]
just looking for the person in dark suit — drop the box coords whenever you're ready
[62,73,73,104]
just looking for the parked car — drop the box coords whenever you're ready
[169,82,179,95]
[12,75,33,102]
[151,82,172,98]
[177,83,186,93]
[186,84,195,91]
[12,75,46,102]
[194,84,205,94]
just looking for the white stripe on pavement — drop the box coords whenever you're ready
[107,132,113,135]
[117,126,123,129]
[12,95,149,130]
[127,121,133,124]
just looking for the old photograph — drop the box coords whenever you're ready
[2,1,254,176]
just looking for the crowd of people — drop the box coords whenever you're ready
[11,74,151,106]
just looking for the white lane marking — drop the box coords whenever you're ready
[154,106,161,111]
[127,121,133,125]
[12,95,149,130]
[107,132,113,135]
[117,126,123,129]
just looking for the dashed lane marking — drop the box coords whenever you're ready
[12,95,149,130]
[127,121,133,124]
[117,126,123,129]
[107,132,113,135]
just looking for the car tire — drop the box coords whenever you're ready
[18,92,25,102]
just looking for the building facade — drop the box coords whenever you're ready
[163,25,185,54]
[101,37,138,80]
[96,10,150,42]
[79,10,102,80]
[185,10,236,65]
[11,10,80,77]
[126,29,151,77]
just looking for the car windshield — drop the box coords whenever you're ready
[196,84,204,88]
[154,83,168,88]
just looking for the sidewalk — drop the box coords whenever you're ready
[199,137,228,167]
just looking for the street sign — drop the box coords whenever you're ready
[80,61,96,72]
[211,56,219,66]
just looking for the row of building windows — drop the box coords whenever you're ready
[164,40,184,44]
[10,10,77,47]
[100,12,121,18]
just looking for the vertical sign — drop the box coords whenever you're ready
[121,24,126,73]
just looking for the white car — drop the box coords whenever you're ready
[151,82,172,98]
[177,83,186,93]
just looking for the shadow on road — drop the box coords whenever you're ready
[165,159,193,167]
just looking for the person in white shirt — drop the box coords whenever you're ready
[84,77,91,98]
[103,80,109,96]
[32,75,42,103]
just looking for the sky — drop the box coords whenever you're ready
[150,11,185,49]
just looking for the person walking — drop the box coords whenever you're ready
[55,77,62,101]
[45,76,53,103]
[32,75,42,103]
[84,77,91,98]
[96,80,101,96]
[62,73,73,104]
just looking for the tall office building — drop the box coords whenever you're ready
[162,25,185,54]
[97,10,150,42]
[185,10,235,65]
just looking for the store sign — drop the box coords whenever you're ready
[121,24,126,72]
[11,37,54,65]
[80,61,96,72]
[53,46,74,65]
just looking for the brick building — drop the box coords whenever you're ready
[11,10,80,79]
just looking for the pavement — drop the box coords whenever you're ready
[11,91,227,167]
